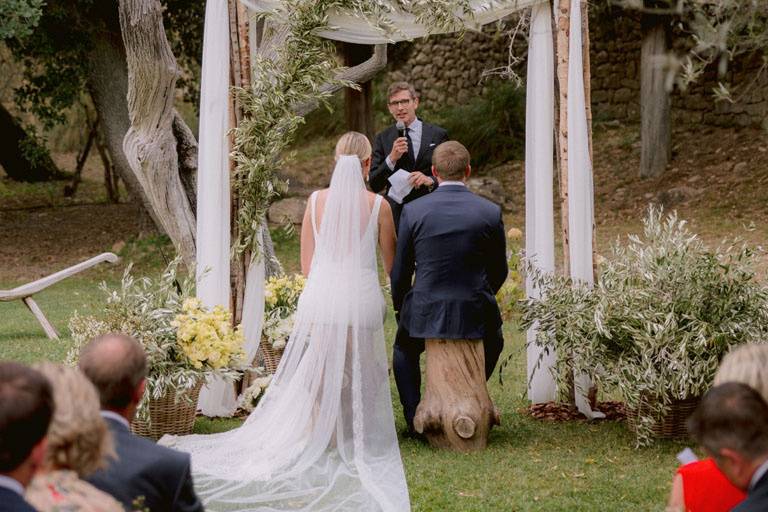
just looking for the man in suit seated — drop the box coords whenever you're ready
[369,81,448,231]
[390,141,507,437]
[79,333,203,512]
[688,382,768,512]
[0,362,54,512]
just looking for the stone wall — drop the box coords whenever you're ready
[387,12,768,128]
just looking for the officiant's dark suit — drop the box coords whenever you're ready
[390,141,507,433]
[369,82,448,230]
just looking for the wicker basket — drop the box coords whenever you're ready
[132,380,203,440]
[258,335,286,374]
[626,395,700,439]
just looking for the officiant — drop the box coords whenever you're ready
[369,82,448,230]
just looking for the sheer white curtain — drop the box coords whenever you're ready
[524,2,556,403]
[566,0,603,419]
[196,0,237,416]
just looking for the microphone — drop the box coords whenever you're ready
[396,120,406,138]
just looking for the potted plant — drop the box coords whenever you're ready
[68,258,244,439]
[522,208,768,446]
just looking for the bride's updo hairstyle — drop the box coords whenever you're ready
[335,131,372,163]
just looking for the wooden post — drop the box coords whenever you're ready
[23,298,59,340]
[556,0,571,278]
[413,339,500,452]
[341,42,375,140]
[228,0,252,325]
[639,14,671,178]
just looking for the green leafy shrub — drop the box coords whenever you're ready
[426,80,525,170]
[522,208,768,446]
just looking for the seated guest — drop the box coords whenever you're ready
[26,363,122,512]
[78,333,203,512]
[667,344,768,511]
[0,362,54,512]
[687,382,768,512]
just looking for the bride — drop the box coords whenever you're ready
[163,132,408,511]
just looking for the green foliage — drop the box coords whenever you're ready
[0,0,45,40]
[426,80,526,170]
[6,0,205,128]
[522,207,768,446]
[233,0,475,256]
[67,259,242,421]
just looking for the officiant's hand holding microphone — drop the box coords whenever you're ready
[391,120,433,189]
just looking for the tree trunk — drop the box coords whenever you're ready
[414,339,500,452]
[639,14,671,178]
[341,43,374,140]
[86,10,151,213]
[118,0,197,266]
[0,102,62,182]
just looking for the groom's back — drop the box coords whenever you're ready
[393,184,507,340]
[404,186,505,295]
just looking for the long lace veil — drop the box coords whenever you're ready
[163,155,410,512]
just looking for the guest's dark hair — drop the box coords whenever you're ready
[0,362,54,472]
[688,382,768,459]
[78,333,147,410]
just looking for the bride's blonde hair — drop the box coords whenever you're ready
[335,131,371,162]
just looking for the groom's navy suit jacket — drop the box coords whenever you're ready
[391,184,507,340]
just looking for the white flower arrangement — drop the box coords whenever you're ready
[240,374,272,413]
[263,274,305,351]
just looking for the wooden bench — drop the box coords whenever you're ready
[0,252,119,339]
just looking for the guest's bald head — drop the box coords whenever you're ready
[78,333,147,411]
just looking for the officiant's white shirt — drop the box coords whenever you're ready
[438,181,466,187]
[385,117,423,171]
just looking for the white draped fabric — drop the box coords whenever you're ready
[566,0,603,419]
[196,0,238,416]
[524,2,556,403]
[241,0,545,44]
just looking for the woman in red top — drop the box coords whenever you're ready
[666,344,768,511]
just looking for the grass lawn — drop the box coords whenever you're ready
[0,228,686,511]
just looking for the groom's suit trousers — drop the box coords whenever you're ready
[393,324,504,430]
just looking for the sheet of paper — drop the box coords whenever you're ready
[387,169,413,204]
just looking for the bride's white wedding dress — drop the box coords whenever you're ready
[162,155,410,512]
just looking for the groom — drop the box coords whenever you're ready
[390,141,508,436]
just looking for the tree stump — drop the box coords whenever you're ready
[413,339,500,452]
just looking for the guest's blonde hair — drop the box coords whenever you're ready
[32,362,114,476]
[714,343,768,401]
[335,131,371,162]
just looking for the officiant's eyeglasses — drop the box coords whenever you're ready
[388,99,412,107]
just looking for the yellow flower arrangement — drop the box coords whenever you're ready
[171,297,245,370]
[264,274,306,350]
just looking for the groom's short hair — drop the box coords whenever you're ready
[433,141,470,180]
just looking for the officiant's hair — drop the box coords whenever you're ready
[79,333,147,410]
[387,81,418,100]
[432,141,470,180]
[335,131,371,162]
